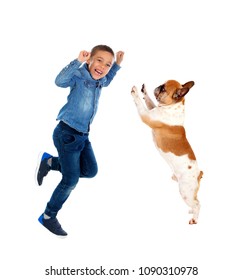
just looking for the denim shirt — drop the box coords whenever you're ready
[55,59,121,133]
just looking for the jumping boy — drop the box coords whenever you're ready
[36,45,124,236]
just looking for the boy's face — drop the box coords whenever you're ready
[87,50,114,80]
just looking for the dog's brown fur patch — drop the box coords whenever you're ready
[152,125,196,160]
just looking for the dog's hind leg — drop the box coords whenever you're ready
[178,175,202,224]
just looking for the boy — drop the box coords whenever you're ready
[36,45,124,236]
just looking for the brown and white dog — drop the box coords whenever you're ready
[131,80,203,224]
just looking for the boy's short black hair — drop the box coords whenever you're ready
[90,45,114,57]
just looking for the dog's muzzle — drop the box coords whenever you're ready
[154,84,165,99]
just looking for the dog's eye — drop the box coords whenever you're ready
[160,84,165,93]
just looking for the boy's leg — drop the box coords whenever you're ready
[45,137,98,217]
[44,152,80,219]
[39,123,85,236]
[38,152,80,237]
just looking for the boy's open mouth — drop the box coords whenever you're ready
[95,69,103,76]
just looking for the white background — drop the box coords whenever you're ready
[1,0,243,279]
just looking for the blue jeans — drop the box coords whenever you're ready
[44,121,98,218]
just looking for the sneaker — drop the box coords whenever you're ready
[35,152,52,186]
[38,214,68,236]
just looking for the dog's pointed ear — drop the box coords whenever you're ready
[172,81,194,100]
[182,81,194,89]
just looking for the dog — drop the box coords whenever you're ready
[131,80,203,224]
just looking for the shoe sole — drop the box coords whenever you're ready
[35,151,44,186]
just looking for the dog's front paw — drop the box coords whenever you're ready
[142,84,151,102]
[141,84,147,98]
[131,86,138,97]
[141,84,147,94]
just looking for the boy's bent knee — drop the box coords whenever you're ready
[82,166,98,178]
[88,169,98,178]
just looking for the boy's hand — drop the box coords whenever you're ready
[78,50,91,63]
[116,51,124,65]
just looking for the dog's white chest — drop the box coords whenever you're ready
[151,103,185,126]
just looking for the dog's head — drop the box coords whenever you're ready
[154,80,194,105]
